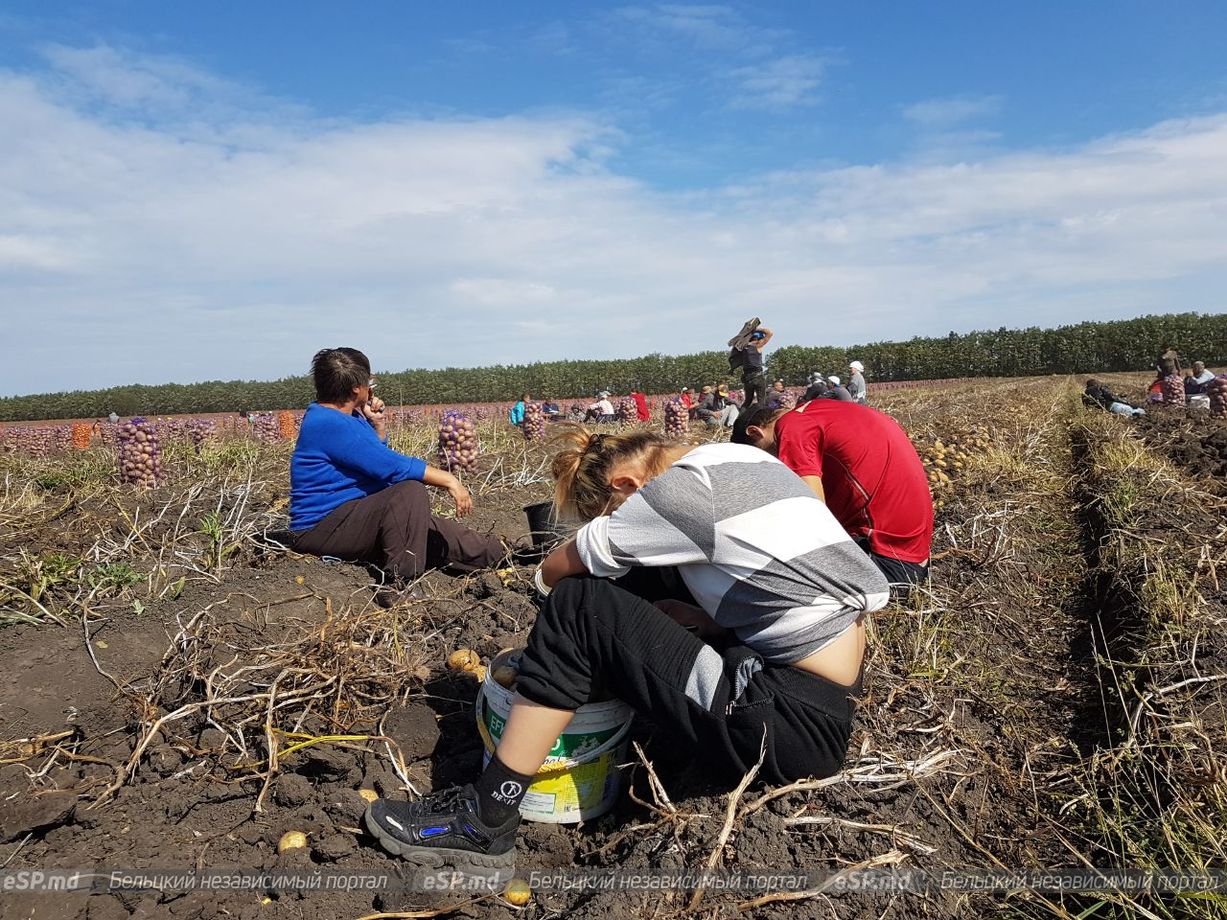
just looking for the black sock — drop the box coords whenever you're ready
[473,754,533,826]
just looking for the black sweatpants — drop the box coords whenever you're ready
[856,538,930,590]
[292,480,507,581]
[742,373,767,407]
[515,573,861,785]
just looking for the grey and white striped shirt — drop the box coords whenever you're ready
[575,443,890,664]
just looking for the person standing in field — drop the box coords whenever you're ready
[288,348,509,603]
[728,320,772,406]
[1156,344,1182,378]
[631,389,650,422]
[363,425,889,874]
[508,393,530,427]
[733,400,933,589]
[847,361,868,404]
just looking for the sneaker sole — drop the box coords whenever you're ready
[363,806,516,876]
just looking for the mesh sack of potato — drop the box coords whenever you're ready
[664,397,689,438]
[1161,374,1186,408]
[117,417,163,487]
[1208,376,1227,418]
[438,409,479,473]
[522,403,547,441]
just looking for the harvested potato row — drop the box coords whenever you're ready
[912,428,993,511]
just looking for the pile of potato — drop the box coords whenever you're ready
[617,397,638,424]
[914,429,990,511]
[2,425,70,457]
[522,403,546,441]
[447,648,486,682]
[5,426,70,458]
[1208,376,1227,418]
[117,417,163,488]
[446,648,519,688]
[438,409,479,473]
[664,397,689,438]
[1162,374,1186,407]
[71,422,91,449]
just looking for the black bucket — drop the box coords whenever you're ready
[524,501,567,550]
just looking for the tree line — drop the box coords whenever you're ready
[3,311,1223,421]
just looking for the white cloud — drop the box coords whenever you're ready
[902,94,1005,161]
[0,234,74,271]
[903,94,1003,128]
[2,47,1227,396]
[729,54,827,111]
[614,5,754,52]
[610,5,829,112]
[451,278,560,307]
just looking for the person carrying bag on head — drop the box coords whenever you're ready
[728,318,772,407]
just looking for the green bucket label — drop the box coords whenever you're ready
[483,706,621,759]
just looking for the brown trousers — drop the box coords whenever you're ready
[293,480,506,581]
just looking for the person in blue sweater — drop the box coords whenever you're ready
[508,394,530,427]
[290,348,508,601]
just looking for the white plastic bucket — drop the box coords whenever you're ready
[476,649,634,823]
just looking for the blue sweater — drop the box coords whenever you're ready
[290,403,428,531]
[508,401,526,425]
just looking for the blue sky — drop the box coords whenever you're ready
[2,2,1227,395]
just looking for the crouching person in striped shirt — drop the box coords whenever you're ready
[363,426,891,875]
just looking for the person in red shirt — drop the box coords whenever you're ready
[631,390,650,422]
[732,400,933,587]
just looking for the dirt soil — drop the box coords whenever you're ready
[0,500,979,920]
[2,539,898,920]
[1133,406,1227,488]
[3,385,1196,920]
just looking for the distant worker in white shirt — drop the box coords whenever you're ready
[847,361,868,404]
[585,391,616,423]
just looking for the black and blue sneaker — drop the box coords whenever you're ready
[363,784,520,875]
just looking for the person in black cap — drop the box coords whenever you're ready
[728,319,772,406]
